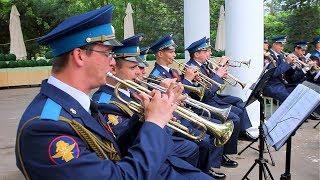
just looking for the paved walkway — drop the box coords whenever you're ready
[0,87,319,180]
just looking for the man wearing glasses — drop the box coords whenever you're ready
[15,5,212,180]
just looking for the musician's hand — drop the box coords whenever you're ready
[166,82,185,104]
[184,67,198,82]
[216,66,228,78]
[218,56,229,66]
[160,78,177,89]
[286,54,295,64]
[140,90,177,128]
[194,74,202,82]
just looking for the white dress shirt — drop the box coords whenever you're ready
[47,76,91,113]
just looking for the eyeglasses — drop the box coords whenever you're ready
[86,49,115,58]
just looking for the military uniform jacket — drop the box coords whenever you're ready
[15,80,176,180]
[92,85,206,173]
[186,59,229,106]
[149,63,194,88]
[266,50,292,86]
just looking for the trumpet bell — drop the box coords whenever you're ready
[211,120,234,147]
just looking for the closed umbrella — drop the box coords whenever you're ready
[123,3,134,39]
[214,5,225,51]
[9,5,27,60]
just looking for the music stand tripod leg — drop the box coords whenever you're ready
[264,137,275,166]
[242,95,275,180]
[238,138,258,155]
[313,121,320,128]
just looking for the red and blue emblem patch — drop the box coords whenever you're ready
[48,135,80,164]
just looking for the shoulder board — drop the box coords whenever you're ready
[98,92,112,104]
[40,98,62,121]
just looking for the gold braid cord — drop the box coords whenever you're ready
[59,116,121,161]
[17,116,121,180]
[109,100,134,117]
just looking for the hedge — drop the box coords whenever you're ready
[0,59,52,69]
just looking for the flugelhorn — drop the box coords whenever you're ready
[172,59,224,90]
[207,59,247,89]
[106,72,234,146]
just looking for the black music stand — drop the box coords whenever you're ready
[278,81,320,180]
[241,67,276,180]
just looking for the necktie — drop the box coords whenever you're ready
[201,64,211,76]
[169,68,181,81]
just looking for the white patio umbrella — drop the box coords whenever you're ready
[9,5,27,60]
[214,5,225,51]
[123,3,135,39]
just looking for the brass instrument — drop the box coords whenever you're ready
[144,76,206,101]
[214,58,251,68]
[137,79,211,118]
[207,59,247,89]
[281,51,312,70]
[139,77,231,122]
[264,51,277,67]
[172,59,224,90]
[107,72,234,146]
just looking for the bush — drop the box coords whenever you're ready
[0,54,5,61]
[212,50,225,57]
[176,53,185,59]
[146,54,156,61]
[7,61,19,68]
[47,59,54,66]
[5,54,16,61]
[37,59,48,66]
[0,61,8,68]
[44,51,53,59]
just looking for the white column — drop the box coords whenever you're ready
[225,0,264,134]
[184,0,210,60]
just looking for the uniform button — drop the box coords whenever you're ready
[70,108,77,115]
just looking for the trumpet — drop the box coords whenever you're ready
[207,59,247,89]
[106,72,234,146]
[213,58,251,68]
[281,51,312,70]
[172,59,224,90]
[145,76,206,101]
[138,77,231,122]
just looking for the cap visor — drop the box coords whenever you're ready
[103,39,123,46]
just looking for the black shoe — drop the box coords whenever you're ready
[208,168,226,179]
[221,155,238,168]
[239,131,256,141]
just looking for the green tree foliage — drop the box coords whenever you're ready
[264,0,320,50]
[0,0,318,57]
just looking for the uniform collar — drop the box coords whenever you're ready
[48,76,91,113]
[159,64,170,72]
[270,49,280,57]
[193,59,203,66]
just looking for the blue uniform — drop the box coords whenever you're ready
[263,50,295,103]
[15,80,212,180]
[92,85,201,168]
[149,61,226,169]
[310,50,320,59]
[149,63,194,92]
[185,59,243,155]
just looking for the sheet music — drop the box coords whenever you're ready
[263,84,320,150]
